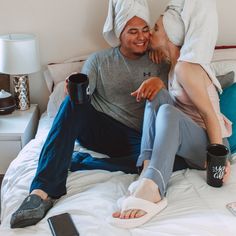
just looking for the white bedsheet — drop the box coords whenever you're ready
[1,113,236,236]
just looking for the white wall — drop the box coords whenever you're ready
[1,0,236,113]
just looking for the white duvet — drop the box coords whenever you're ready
[1,113,236,236]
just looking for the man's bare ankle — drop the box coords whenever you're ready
[31,189,48,200]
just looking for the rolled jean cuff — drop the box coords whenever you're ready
[143,166,166,198]
[136,150,152,167]
[30,179,66,199]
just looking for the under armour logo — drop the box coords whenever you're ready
[143,72,151,77]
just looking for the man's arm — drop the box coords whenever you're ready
[81,53,99,96]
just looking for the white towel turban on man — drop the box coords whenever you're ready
[103,0,151,47]
[162,0,222,92]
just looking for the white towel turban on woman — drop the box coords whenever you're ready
[103,0,151,47]
[162,0,222,92]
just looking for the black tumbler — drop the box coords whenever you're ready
[206,144,229,187]
[68,73,90,104]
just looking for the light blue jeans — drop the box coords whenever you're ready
[137,89,229,198]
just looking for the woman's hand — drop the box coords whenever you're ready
[149,48,166,64]
[204,159,230,183]
[223,160,231,183]
[131,77,164,102]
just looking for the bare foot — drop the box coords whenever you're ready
[140,160,150,178]
[113,178,161,219]
[31,189,48,200]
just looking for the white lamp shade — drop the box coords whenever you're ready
[0,34,40,75]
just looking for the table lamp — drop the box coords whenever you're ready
[0,34,40,110]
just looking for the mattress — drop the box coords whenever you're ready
[0,113,236,236]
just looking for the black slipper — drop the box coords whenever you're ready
[10,194,53,228]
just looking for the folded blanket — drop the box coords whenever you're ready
[103,0,150,47]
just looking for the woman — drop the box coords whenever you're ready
[110,0,232,229]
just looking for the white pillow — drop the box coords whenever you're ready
[45,54,90,116]
[212,48,236,62]
[64,54,90,63]
[211,60,236,83]
[44,54,89,93]
[43,69,54,93]
[211,47,236,82]
[210,48,236,82]
[47,81,65,118]
[48,61,85,88]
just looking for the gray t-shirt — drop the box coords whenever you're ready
[81,47,167,131]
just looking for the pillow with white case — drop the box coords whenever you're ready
[47,81,65,118]
[47,60,85,92]
[211,47,236,83]
[44,54,90,93]
[212,47,236,62]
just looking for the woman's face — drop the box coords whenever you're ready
[150,17,169,51]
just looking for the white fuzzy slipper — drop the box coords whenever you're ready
[109,196,168,229]
[128,180,140,194]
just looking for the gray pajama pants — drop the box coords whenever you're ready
[137,89,229,198]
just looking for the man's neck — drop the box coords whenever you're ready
[119,47,144,60]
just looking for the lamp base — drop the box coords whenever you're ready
[13,75,30,110]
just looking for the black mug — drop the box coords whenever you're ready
[68,73,90,104]
[206,144,229,187]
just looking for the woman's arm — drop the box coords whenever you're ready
[175,61,231,182]
[174,61,222,144]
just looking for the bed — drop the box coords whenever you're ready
[1,47,236,236]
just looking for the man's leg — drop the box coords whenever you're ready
[11,96,88,228]
[11,96,141,228]
[70,152,139,174]
[31,96,141,198]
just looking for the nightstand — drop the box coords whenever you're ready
[0,104,39,174]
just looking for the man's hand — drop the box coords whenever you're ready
[64,72,79,95]
[64,78,69,95]
[131,77,164,102]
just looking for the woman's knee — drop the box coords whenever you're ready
[146,88,171,110]
[157,104,181,122]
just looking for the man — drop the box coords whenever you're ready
[10,0,166,228]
